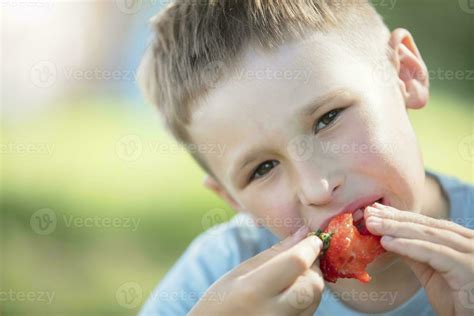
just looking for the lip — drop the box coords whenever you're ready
[320,195,388,230]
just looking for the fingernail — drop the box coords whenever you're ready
[382,235,394,243]
[366,206,380,215]
[373,202,385,209]
[292,226,310,241]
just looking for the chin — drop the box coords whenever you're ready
[366,251,400,275]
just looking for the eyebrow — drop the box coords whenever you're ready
[228,89,351,184]
[297,88,349,119]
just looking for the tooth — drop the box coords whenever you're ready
[353,209,364,221]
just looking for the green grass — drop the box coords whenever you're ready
[1,92,472,315]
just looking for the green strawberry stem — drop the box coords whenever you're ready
[308,229,333,256]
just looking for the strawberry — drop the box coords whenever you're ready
[311,212,385,283]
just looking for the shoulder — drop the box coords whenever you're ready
[185,212,279,266]
[427,170,473,229]
[139,213,279,316]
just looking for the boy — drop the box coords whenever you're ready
[138,1,474,315]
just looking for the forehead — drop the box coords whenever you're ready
[189,32,373,183]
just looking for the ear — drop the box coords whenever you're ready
[389,28,429,109]
[203,175,243,212]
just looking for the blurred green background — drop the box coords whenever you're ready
[1,0,473,315]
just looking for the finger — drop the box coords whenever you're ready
[365,216,473,253]
[230,226,311,277]
[379,236,464,275]
[243,235,322,296]
[297,262,325,315]
[401,257,437,287]
[366,203,474,239]
[275,264,324,315]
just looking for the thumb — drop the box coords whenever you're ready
[229,226,311,277]
[402,256,433,286]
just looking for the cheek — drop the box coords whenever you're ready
[332,109,386,166]
[240,183,302,238]
[339,104,424,211]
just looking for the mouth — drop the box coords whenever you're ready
[321,196,389,235]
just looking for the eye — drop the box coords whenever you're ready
[249,160,279,182]
[313,108,343,133]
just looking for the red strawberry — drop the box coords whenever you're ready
[312,212,385,283]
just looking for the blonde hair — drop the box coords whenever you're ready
[138,0,390,177]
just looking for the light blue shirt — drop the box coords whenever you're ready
[140,171,474,315]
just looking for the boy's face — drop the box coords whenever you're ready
[190,30,427,242]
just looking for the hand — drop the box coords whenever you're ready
[188,226,325,316]
[365,203,474,316]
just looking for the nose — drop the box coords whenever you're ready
[294,162,343,207]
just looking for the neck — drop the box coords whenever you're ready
[326,172,450,313]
